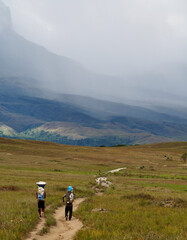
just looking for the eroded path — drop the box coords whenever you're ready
[26,167,122,240]
[25,198,85,240]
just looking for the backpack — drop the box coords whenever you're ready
[38,192,44,200]
[38,187,45,200]
[66,192,74,205]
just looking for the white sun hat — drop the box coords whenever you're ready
[36,181,47,188]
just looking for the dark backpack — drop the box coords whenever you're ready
[66,192,74,205]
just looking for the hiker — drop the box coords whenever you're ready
[36,181,47,217]
[62,186,75,221]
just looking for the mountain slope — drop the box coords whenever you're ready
[1,87,187,146]
[0,0,120,99]
[0,0,187,146]
[53,93,187,123]
[0,75,187,145]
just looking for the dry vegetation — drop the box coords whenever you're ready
[0,137,186,240]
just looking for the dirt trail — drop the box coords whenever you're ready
[25,198,85,240]
[25,167,119,240]
[107,167,126,173]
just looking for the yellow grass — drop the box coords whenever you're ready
[0,137,187,239]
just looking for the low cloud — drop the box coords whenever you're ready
[2,0,187,104]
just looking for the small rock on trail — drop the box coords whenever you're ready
[95,177,112,187]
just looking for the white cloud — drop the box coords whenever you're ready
[2,0,187,101]
[166,14,187,36]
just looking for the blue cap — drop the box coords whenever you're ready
[68,186,72,191]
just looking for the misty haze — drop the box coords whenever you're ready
[2,0,187,107]
[0,0,187,146]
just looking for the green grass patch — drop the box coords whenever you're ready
[0,138,187,239]
[74,192,187,240]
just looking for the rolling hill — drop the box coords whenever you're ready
[0,78,187,146]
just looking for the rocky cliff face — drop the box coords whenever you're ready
[0,1,12,33]
[0,1,114,97]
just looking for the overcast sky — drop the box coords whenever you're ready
[1,0,187,106]
[3,0,187,76]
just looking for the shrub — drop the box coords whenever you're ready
[181,153,187,163]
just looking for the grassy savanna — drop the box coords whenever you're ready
[0,138,187,240]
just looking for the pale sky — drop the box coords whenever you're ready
[2,0,187,104]
[3,0,187,75]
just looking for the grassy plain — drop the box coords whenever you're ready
[0,137,186,240]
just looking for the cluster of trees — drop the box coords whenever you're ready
[0,129,133,147]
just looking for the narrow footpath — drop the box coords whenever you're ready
[25,198,85,240]
[25,167,125,240]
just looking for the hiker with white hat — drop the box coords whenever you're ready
[62,186,75,221]
[36,181,46,217]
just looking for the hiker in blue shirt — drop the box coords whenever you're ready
[63,186,75,221]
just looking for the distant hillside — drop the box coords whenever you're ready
[0,1,187,146]
[1,72,187,146]
[53,93,187,123]
[0,76,187,146]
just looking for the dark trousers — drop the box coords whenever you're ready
[65,205,73,220]
[38,200,45,215]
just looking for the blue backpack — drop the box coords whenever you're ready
[38,192,44,200]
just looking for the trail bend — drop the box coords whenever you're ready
[25,198,85,240]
